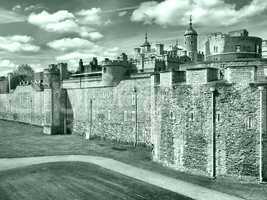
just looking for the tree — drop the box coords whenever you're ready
[10,64,34,90]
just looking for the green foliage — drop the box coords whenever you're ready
[10,64,34,89]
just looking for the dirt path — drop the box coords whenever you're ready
[0,155,244,200]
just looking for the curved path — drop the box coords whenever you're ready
[0,155,244,200]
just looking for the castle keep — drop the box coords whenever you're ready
[1,19,267,182]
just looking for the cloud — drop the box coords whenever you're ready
[0,59,17,75]
[56,47,120,70]
[131,0,267,26]
[118,11,128,17]
[50,37,120,68]
[24,4,46,12]
[85,32,104,40]
[76,8,103,25]
[0,59,16,68]
[27,10,105,39]
[103,6,139,13]
[12,5,22,12]
[30,63,45,72]
[56,48,119,61]
[28,10,77,33]
[47,38,96,51]
[0,8,25,24]
[0,35,40,53]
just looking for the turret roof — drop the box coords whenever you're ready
[184,15,197,36]
[141,32,151,47]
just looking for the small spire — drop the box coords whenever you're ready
[145,32,148,43]
[189,15,192,27]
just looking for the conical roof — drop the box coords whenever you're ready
[141,33,151,47]
[184,16,197,36]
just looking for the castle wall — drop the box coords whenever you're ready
[215,85,260,179]
[0,70,65,135]
[0,85,45,126]
[152,83,262,180]
[63,76,152,144]
[0,78,8,94]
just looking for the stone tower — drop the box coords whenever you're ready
[141,32,151,53]
[184,16,198,62]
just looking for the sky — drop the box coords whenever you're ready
[0,0,267,75]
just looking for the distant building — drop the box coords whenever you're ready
[262,40,267,58]
[0,76,8,94]
[77,57,102,74]
[205,29,262,62]
[133,17,204,73]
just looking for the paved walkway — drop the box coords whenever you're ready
[0,155,244,200]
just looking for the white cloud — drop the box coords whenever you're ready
[28,10,75,25]
[0,8,25,24]
[47,38,96,51]
[131,0,267,26]
[52,37,120,68]
[27,10,105,39]
[76,8,103,25]
[0,59,16,75]
[0,59,16,68]
[85,32,104,41]
[30,63,45,72]
[56,48,119,71]
[56,48,119,61]
[24,4,46,12]
[118,11,128,17]
[0,35,40,53]
[28,10,78,33]
[12,5,22,12]
[45,19,79,33]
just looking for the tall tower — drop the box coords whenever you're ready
[141,32,151,53]
[184,16,198,62]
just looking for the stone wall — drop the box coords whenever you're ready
[216,85,260,179]
[152,82,262,180]
[153,84,213,176]
[64,76,152,144]
[0,63,266,181]
[0,85,45,126]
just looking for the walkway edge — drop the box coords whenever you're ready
[0,155,245,200]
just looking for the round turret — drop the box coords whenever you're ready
[184,16,198,62]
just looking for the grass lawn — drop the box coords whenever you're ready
[0,120,267,200]
[0,162,192,200]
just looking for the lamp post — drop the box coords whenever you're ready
[133,87,138,147]
[86,98,93,140]
[210,86,216,179]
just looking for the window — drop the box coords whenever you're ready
[124,111,128,122]
[256,45,260,53]
[132,94,136,105]
[216,113,221,122]
[103,67,107,73]
[214,46,218,53]
[235,45,241,52]
[170,111,175,120]
[131,111,136,121]
[247,117,253,129]
[189,112,194,121]
[108,110,111,120]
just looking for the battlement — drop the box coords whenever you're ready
[102,60,132,67]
